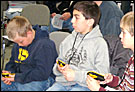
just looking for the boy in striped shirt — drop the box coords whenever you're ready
[86,11,134,91]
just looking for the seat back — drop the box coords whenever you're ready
[104,35,132,78]
[21,4,50,26]
[49,31,70,54]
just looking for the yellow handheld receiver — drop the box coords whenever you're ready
[57,59,66,67]
[87,71,105,81]
[2,73,15,78]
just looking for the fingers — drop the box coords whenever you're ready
[87,75,93,82]
[60,16,64,20]
[100,73,113,84]
[86,75,106,85]
[100,81,107,84]
[57,64,66,73]
[57,64,68,71]
[51,13,56,18]
[2,77,12,85]
[2,70,10,73]
[60,16,68,21]
[62,69,75,81]
[104,73,112,79]
[3,79,11,85]
[60,13,71,21]
[86,75,94,88]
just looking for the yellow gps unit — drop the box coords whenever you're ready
[2,73,15,78]
[87,71,105,81]
[57,59,66,67]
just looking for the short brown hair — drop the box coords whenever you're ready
[73,1,100,28]
[6,16,33,40]
[120,11,134,36]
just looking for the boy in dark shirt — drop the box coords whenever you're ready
[1,16,58,91]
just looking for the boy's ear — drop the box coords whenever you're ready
[26,30,33,37]
[87,18,95,27]
[27,30,33,34]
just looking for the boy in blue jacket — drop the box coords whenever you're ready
[1,16,58,91]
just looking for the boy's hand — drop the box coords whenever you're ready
[100,73,113,84]
[62,65,75,81]
[2,70,11,74]
[51,13,57,18]
[86,75,101,91]
[60,12,71,21]
[2,76,15,85]
[1,70,15,85]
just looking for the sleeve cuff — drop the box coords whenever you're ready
[99,87,106,91]
[107,75,119,87]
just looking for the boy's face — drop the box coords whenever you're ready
[71,9,91,34]
[13,31,34,47]
[119,28,134,49]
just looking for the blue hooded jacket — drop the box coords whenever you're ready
[5,25,58,84]
[99,1,124,36]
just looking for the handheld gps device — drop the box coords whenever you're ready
[2,73,15,78]
[87,71,105,81]
[57,59,66,67]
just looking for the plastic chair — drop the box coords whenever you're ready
[49,31,70,54]
[21,4,50,27]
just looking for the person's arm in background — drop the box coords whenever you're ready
[61,1,78,21]
[98,1,124,36]
[100,15,123,36]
